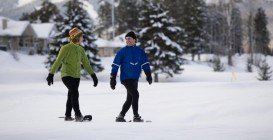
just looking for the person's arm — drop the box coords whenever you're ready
[47,46,67,86]
[80,48,97,87]
[111,50,122,77]
[110,50,122,90]
[141,50,152,84]
[141,50,151,73]
[81,48,94,75]
[49,46,67,74]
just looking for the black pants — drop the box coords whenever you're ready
[62,76,82,117]
[120,79,139,117]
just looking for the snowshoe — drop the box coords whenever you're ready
[83,115,92,121]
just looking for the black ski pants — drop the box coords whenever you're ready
[62,76,82,117]
[120,79,140,117]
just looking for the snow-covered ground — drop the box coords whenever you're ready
[0,51,273,140]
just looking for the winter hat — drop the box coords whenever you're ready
[125,31,137,40]
[69,27,83,40]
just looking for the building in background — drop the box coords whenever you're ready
[0,16,55,55]
[31,23,55,54]
[95,37,123,57]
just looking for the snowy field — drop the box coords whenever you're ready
[0,51,273,140]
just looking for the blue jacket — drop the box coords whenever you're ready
[111,45,151,82]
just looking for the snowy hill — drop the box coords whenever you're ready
[0,50,273,140]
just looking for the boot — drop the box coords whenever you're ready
[64,116,74,121]
[115,114,126,122]
[133,115,144,122]
[75,115,84,122]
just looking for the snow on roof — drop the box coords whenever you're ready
[31,23,55,39]
[114,33,126,42]
[95,38,124,48]
[0,16,30,36]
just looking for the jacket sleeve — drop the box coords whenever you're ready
[81,48,94,75]
[111,49,122,76]
[141,49,151,73]
[49,46,66,74]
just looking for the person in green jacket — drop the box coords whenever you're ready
[46,27,98,122]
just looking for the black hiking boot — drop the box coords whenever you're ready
[115,114,126,122]
[64,116,74,121]
[133,115,144,122]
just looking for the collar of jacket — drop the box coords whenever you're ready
[126,44,136,47]
[70,42,81,46]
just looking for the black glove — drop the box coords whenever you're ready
[91,73,98,87]
[144,71,152,85]
[46,73,54,86]
[110,74,116,90]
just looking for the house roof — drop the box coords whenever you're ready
[31,23,55,39]
[0,16,30,36]
[95,38,124,48]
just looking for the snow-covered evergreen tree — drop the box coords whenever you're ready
[138,0,184,82]
[212,56,225,72]
[45,0,103,77]
[97,0,113,38]
[257,59,272,81]
[116,0,140,34]
[180,0,207,61]
[162,0,185,26]
[38,0,61,23]
[20,0,60,23]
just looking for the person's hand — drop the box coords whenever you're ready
[145,71,152,85]
[46,73,54,86]
[146,75,152,85]
[91,73,98,87]
[110,74,116,90]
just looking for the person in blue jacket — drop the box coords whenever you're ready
[110,31,152,122]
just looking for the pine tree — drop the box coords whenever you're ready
[45,0,103,77]
[138,0,184,82]
[37,0,61,23]
[20,9,40,22]
[254,8,270,56]
[19,13,31,21]
[161,0,187,51]
[116,0,140,34]
[162,0,185,26]
[97,0,113,38]
[257,59,272,81]
[230,7,243,55]
[212,55,225,72]
[180,0,207,61]
[20,0,60,23]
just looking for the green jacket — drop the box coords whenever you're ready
[49,42,94,78]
